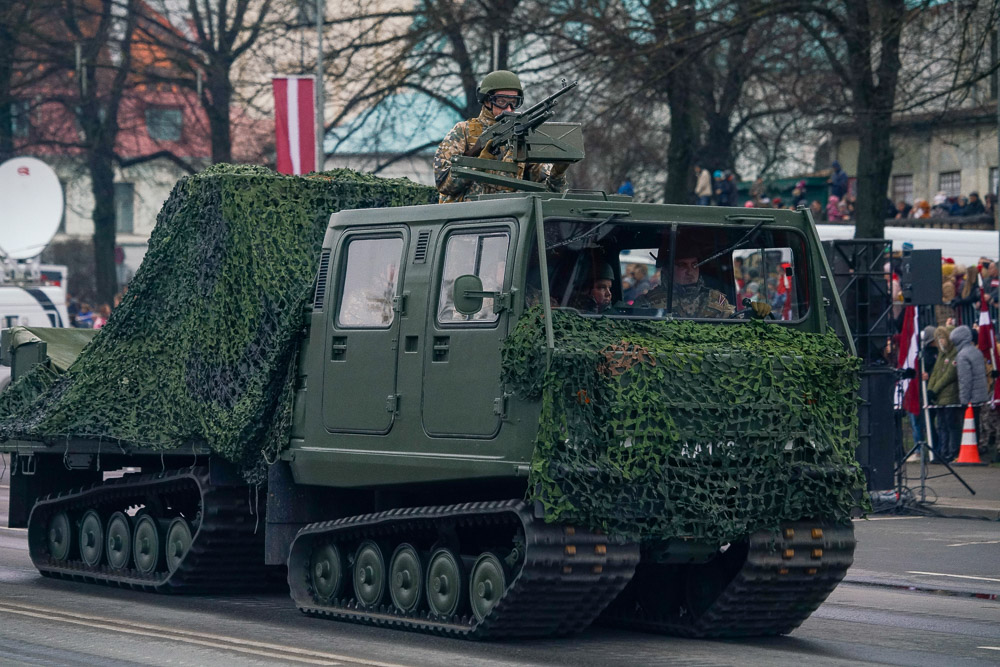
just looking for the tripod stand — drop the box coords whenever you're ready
[893,332,976,506]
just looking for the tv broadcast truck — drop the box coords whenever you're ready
[0,119,864,640]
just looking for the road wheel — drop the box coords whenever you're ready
[389,543,424,614]
[47,511,72,561]
[132,514,163,574]
[79,510,104,567]
[353,541,386,608]
[310,542,344,602]
[469,552,507,622]
[105,512,132,570]
[426,548,466,618]
[165,517,192,573]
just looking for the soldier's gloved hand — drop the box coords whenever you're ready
[549,162,570,177]
[749,301,772,319]
[478,140,499,160]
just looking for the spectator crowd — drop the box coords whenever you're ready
[65,287,127,330]
[688,161,997,225]
[885,255,1000,464]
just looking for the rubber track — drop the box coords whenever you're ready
[287,500,640,639]
[602,521,855,637]
[26,467,268,592]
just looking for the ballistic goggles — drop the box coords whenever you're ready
[488,93,524,110]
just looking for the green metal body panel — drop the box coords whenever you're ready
[286,195,843,489]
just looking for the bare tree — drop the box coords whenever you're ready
[791,0,1000,237]
[320,0,566,172]
[0,2,40,163]
[134,0,280,165]
[15,0,142,304]
[542,1,807,202]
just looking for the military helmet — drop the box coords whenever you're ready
[477,70,523,104]
[584,261,615,286]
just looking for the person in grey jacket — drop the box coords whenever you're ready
[951,326,988,405]
[950,325,989,450]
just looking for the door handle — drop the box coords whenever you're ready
[433,336,450,362]
[331,336,347,361]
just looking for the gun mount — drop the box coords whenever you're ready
[450,80,585,192]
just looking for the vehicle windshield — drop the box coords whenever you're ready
[527,220,809,321]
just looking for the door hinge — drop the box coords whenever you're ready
[392,291,409,315]
[496,287,517,314]
[386,394,400,414]
[493,392,510,418]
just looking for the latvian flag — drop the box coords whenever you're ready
[977,279,1000,407]
[273,76,316,175]
[896,305,920,415]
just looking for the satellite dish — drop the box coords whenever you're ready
[0,157,64,260]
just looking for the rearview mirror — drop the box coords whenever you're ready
[453,274,484,315]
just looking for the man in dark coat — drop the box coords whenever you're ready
[829,161,848,199]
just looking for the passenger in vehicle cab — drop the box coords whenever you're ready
[571,262,616,314]
[633,237,735,318]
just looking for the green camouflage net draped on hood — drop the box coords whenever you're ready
[502,307,865,544]
[0,164,436,482]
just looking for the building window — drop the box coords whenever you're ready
[892,174,914,204]
[939,171,961,198]
[145,107,182,141]
[114,182,134,234]
[10,99,30,138]
[991,167,998,197]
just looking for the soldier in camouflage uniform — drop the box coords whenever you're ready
[634,252,735,318]
[434,70,569,203]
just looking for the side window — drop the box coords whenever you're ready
[337,236,403,328]
[437,231,510,324]
[732,247,805,321]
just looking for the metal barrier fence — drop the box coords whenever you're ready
[916,302,1000,337]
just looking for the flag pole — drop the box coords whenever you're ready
[977,269,999,405]
[315,0,324,173]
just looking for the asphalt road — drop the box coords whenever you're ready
[1,477,999,667]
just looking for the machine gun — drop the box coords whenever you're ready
[449,80,585,193]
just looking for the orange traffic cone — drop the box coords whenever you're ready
[954,404,986,466]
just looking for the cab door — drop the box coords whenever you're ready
[323,230,407,433]
[422,223,514,437]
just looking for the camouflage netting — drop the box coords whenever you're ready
[502,307,866,545]
[0,164,436,482]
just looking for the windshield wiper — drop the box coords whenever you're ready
[695,219,766,268]
[546,212,626,250]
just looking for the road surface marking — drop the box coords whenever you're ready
[947,540,1000,547]
[853,516,923,521]
[978,647,1000,651]
[908,571,1000,583]
[0,601,410,667]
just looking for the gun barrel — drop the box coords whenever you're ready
[520,80,578,117]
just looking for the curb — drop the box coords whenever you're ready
[919,500,1000,521]
[843,571,1000,600]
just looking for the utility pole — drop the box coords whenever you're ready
[316,0,325,173]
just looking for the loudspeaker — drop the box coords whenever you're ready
[900,249,942,305]
[855,368,896,490]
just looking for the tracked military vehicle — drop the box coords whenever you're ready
[0,153,863,638]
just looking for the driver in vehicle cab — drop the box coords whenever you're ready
[633,238,735,318]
